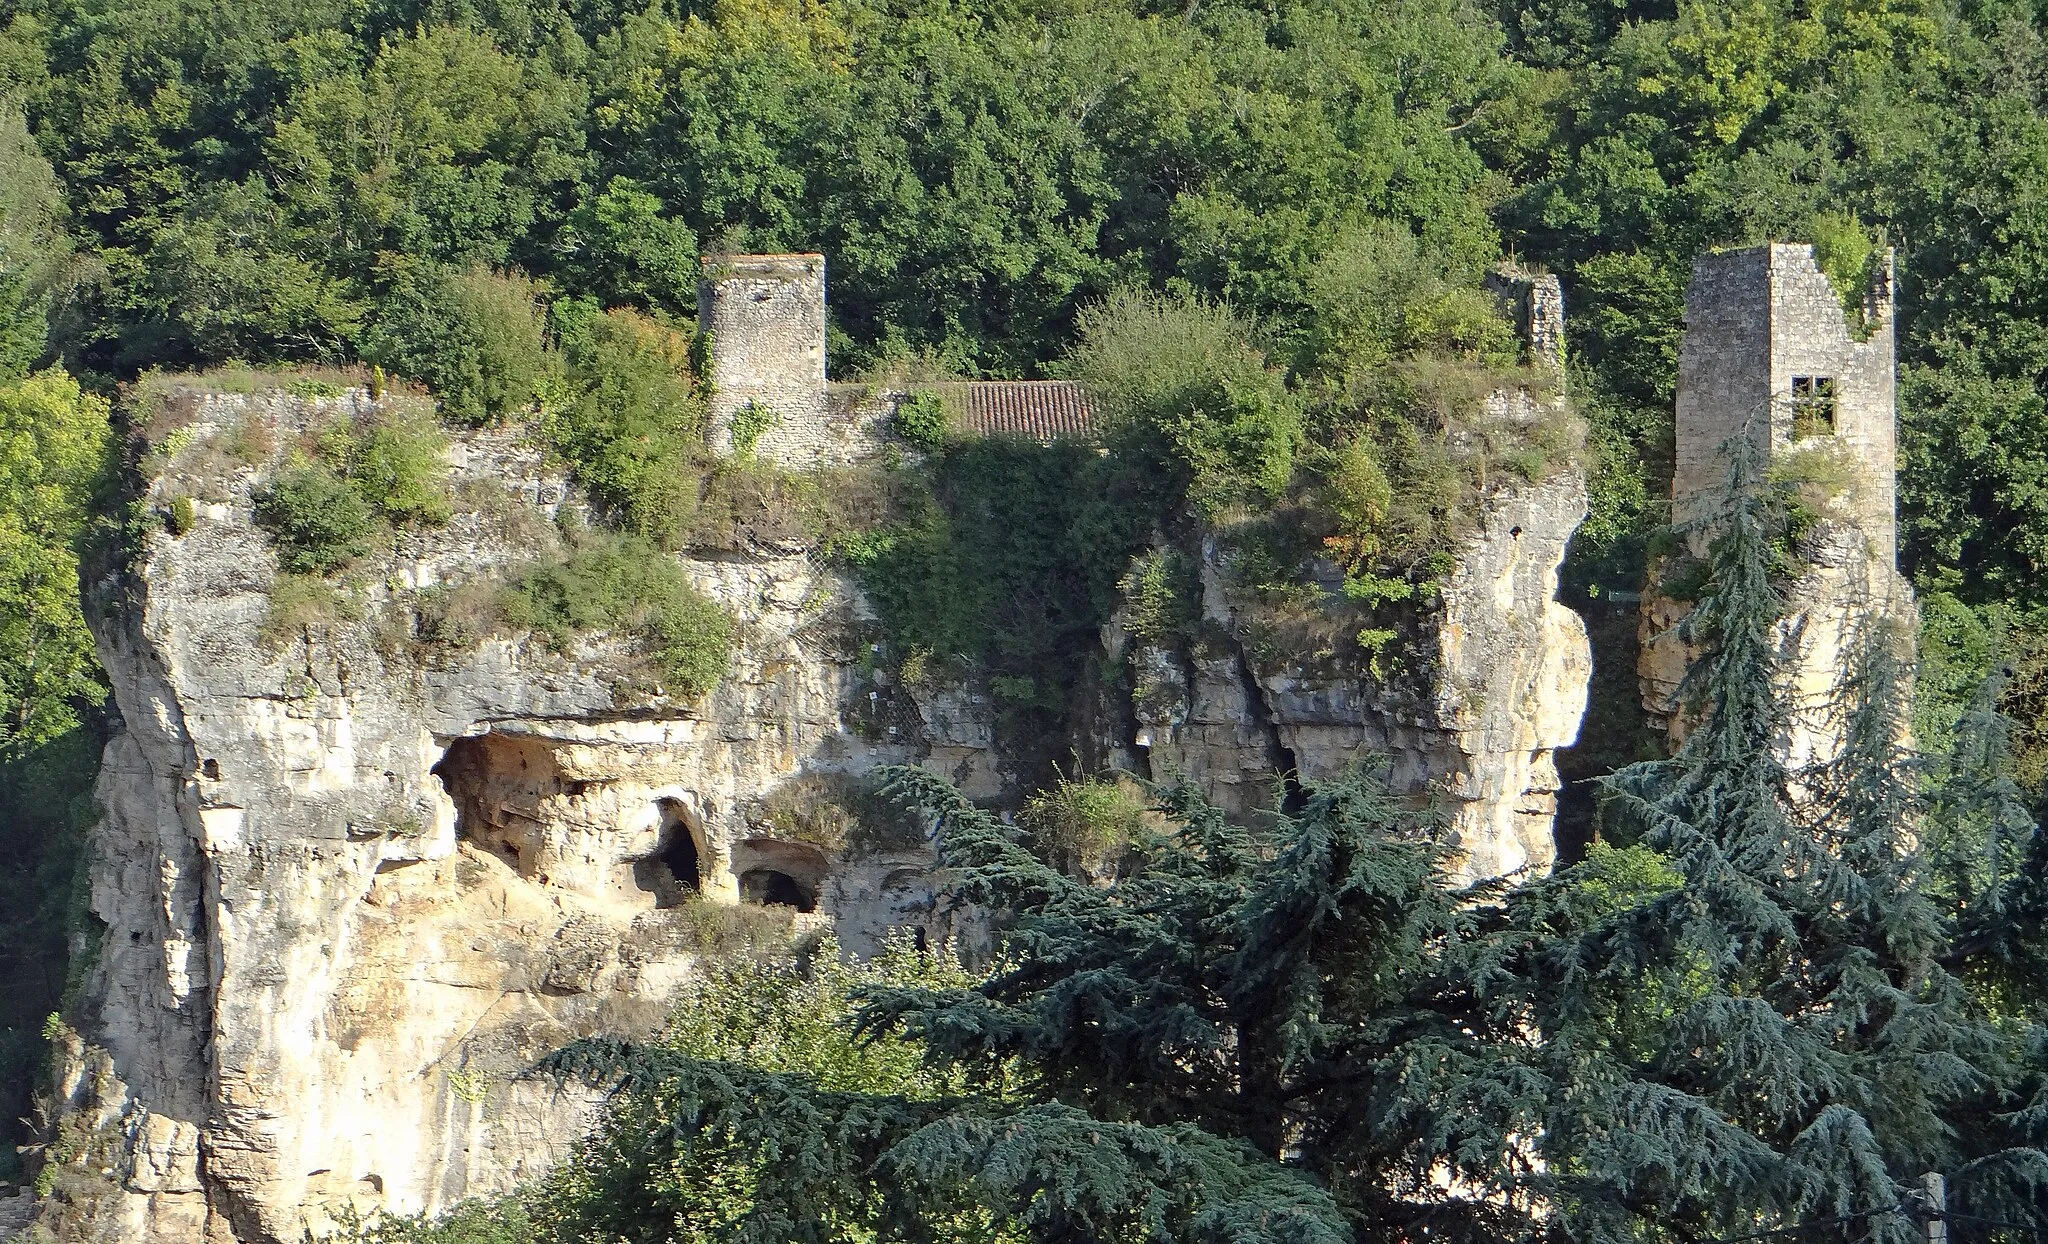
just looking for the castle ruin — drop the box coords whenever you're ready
[696,254,1097,464]
[1643,242,1912,756]
[698,254,832,458]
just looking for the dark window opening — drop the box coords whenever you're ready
[740,868,815,911]
[1791,376,1837,438]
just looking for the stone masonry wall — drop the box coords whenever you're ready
[1644,243,1910,752]
[1671,243,1897,547]
[698,254,835,462]
[1672,247,1777,531]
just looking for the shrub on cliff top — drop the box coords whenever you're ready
[502,533,733,696]
[320,406,453,526]
[539,303,706,547]
[363,263,555,426]
[1064,288,1301,518]
[252,465,373,573]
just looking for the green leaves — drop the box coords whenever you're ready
[1066,288,1300,516]
[0,370,110,755]
[502,532,734,696]
[362,263,554,426]
[252,464,375,574]
[1552,443,2048,1243]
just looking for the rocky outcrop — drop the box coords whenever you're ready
[41,387,962,1242]
[38,349,1592,1239]
[1116,452,1591,882]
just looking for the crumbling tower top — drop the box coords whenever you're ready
[1673,242,1898,560]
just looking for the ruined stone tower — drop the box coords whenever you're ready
[1671,243,1898,554]
[697,253,831,459]
[1484,264,1567,377]
[1643,242,1911,753]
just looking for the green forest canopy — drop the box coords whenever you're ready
[3,0,2047,616]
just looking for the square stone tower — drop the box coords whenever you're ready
[1673,242,1898,559]
[1645,242,1910,754]
[697,253,830,459]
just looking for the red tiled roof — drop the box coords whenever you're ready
[948,380,1097,441]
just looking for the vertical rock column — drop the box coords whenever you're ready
[1121,268,1592,883]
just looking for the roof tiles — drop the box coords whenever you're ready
[947,380,1097,441]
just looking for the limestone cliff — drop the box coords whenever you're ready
[27,349,1591,1241]
[31,386,961,1242]
[1114,400,1590,882]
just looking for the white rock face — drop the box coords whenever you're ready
[40,377,1593,1241]
[43,389,960,1243]
[1120,462,1592,883]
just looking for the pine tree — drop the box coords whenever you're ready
[539,763,1549,1244]
[527,440,2048,1244]
[1526,438,2048,1243]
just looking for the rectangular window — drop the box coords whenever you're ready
[1791,376,1837,439]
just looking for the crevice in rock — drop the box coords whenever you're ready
[1551,566,1659,865]
[1230,634,1302,815]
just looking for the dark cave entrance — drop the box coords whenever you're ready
[661,826,701,894]
[740,868,816,912]
[635,799,705,907]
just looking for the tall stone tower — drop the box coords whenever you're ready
[1644,242,1911,753]
[1672,243,1898,554]
[697,253,831,460]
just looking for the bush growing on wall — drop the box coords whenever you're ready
[247,403,453,573]
[890,389,950,451]
[325,406,454,526]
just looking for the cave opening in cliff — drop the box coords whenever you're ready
[660,827,701,892]
[1277,747,1308,817]
[431,733,553,877]
[731,837,829,913]
[635,799,705,907]
[740,868,815,911]
[434,735,507,861]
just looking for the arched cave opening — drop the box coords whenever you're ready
[430,733,549,877]
[432,735,504,862]
[661,826,701,893]
[740,868,815,912]
[634,799,705,908]
[729,837,831,914]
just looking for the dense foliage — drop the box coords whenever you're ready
[0,367,107,1183]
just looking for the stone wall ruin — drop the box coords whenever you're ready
[1642,242,1912,756]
